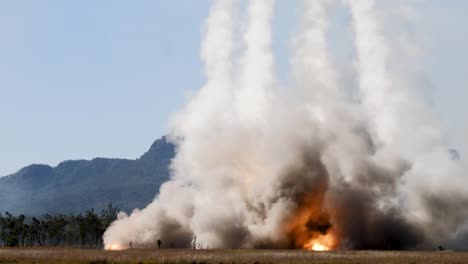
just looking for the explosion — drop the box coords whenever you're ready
[304,233,337,251]
[103,0,468,251]
[105,244,126,251]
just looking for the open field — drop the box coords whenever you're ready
[1,248,468,264]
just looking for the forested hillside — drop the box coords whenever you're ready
[0,137,175,215]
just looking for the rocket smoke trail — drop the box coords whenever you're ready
[103,0,468,250]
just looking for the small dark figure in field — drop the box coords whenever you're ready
[157,239,162,249]
[439,245,445,251]
[129,241,133,249]
[192,236,197,250]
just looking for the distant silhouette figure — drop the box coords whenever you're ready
[157,239,162,249]
[438,245,445,251]
[192,236,197,250]
[129,241,133,249]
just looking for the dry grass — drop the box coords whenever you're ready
[1,247,468,264]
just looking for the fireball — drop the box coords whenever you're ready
[304,233,336,251]
[105,243,126,251]
[310,242,328,251]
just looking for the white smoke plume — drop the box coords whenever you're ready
[103,0,468,250]
[347,0,468,247]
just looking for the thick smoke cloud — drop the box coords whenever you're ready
[103,0,468,250]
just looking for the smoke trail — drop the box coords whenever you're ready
[103,0,237,249]
[345,0,446,163]
[172,0,236,139]
[346,0,468,248]
[293,0,338,98]
[290,0,366,187]
[235,0,276,120]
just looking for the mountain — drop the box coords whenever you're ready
[0,137,175,215]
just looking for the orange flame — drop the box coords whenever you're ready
[303,232,337,251]
[105,243,127,251]
[285,192,339,251]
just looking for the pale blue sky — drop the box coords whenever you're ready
[1,1,467,176]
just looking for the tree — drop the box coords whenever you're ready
[100,203,119,228]
[30,217,46,246]
[5,235,19,247]
[45,214,68,246]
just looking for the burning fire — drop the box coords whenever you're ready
[105,243,126,251]
[303,233,336,251]
[285,191,339,251]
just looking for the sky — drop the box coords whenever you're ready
[1,0,467,176]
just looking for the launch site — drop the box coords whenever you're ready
[1,0,467,263]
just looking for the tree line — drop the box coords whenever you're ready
[0,204,119,248]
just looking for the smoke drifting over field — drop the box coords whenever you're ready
[104,0,468,250]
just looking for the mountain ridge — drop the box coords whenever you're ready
[0,136,175,215]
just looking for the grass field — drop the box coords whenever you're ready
[1,248,468,264]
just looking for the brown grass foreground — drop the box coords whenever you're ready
[1,248,468,264]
